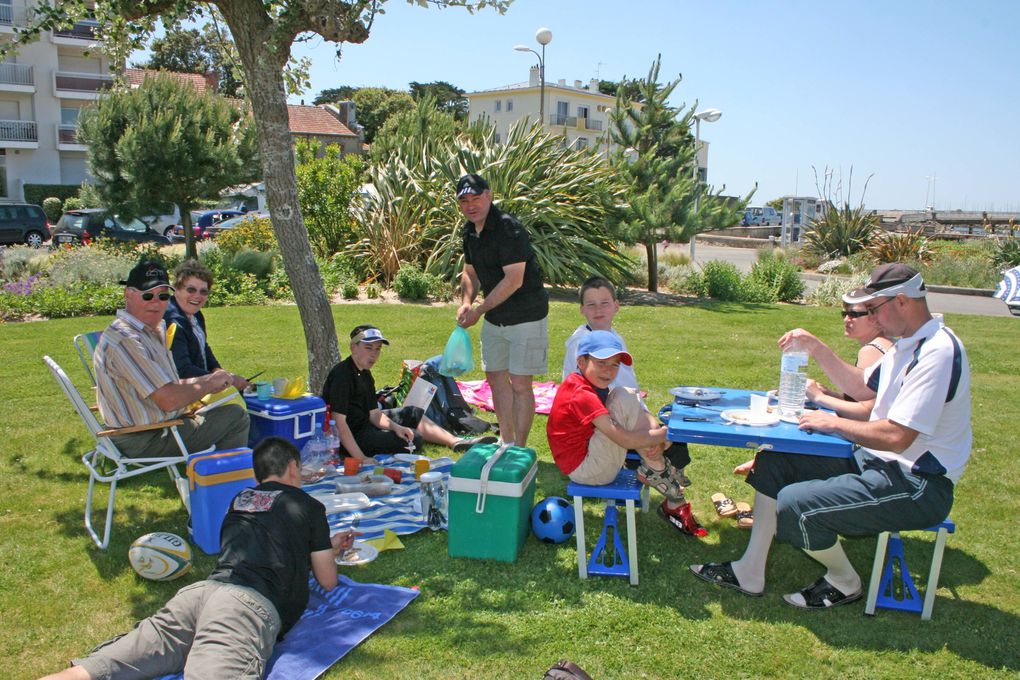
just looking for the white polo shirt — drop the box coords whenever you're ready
[562,325,639,391]
[867,317,971,483]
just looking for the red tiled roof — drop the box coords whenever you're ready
[123,68,211,92]
[287,105,356,137]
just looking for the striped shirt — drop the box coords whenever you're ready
[95,310,181,428]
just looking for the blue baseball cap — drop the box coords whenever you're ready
[578,330,633,365]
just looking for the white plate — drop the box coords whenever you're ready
[670,387,723,402]
[322,492,370,513]
[720,409,780,427]
[391,453,429,464]
[335,541,378,566]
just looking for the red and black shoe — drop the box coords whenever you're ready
[658,501,708,538]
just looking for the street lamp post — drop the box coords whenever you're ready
[689,108,722,262]
[514,27,552,125]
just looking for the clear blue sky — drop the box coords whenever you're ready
[286,1,1015,211]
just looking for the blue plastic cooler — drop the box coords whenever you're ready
[244,394,326,450]
[187,448,256,554]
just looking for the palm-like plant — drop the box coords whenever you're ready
[354,112,633,286]
[867,229,931,264]
[802,203,880,259]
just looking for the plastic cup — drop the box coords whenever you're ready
[750,393,769,418]
[414,458,430,480]
[382,468,402,484]
[255,381,271,400]
[343,457,360,477]
[273,377,288,395]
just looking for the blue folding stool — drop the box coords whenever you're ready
[864,519,955,621]
[567,468,645,586]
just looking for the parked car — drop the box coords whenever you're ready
[742,206,783,226]
[0,203,50,247]
[51,209,171,246]
[140,203,181,238]
[170,209,245,241]
[203,211,270,239]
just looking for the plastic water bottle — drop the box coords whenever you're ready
[419,471,447,531]
[324,418,341,468]
[778,349,809,418]
[300,422,331,482]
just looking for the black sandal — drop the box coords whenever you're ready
[782,577,862,609]
[689,562,763,597]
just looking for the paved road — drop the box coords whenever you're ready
[681,243,1013,318]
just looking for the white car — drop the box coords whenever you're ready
[139,203,181,238]
[742,206,782,226]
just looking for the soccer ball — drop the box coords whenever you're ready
[128,532,193,581]
[531,497,576,544]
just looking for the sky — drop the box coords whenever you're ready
[173,0,1020,211]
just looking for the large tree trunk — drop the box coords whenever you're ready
[219,2,340,392]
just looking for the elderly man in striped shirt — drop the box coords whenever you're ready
[94,260,249,458]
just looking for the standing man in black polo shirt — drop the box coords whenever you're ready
[455,173,549,447]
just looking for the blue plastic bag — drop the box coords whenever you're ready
[439,326,474,377]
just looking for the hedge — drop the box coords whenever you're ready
[23,184,80,207]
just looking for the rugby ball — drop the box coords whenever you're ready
[128,532,193,581]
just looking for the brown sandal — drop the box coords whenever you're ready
[735,502,754,529]
[711,493,738,517]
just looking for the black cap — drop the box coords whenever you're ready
[456,173,490,198]
[843,263,926,303]
[349,324,390,345]
[120,260,172,291]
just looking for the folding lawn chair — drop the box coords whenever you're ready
[44,355,211,549]
[73,330,103,387]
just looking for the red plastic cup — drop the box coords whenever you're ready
[382,468,402,484]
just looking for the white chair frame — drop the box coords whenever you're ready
[73,330,103,387]
[45,355,207,549]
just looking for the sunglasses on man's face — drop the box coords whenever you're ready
[841,309,869,319]
[140,292,172,301]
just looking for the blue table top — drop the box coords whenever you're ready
[663,388,854,458]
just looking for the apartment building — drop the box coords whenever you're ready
[0,1,108,200]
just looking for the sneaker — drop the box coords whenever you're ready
[452,435,499,453]
[658,501,708,538]
[637,460,685,499]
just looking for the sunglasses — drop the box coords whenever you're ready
[866,297,896,316]
[841,309,869,319]
[140,292,171,301]
[185,286,210,296]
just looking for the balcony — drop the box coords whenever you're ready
[548,114,577,127]
[0,62,34,92]
[52,18,99,44]
[53,70,113,99]
[56,123,86,150]
[583,118,603,131]
[546,114,603,132]
[0,119,39,148]
[0,3,27,30]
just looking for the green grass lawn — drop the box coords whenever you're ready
[2,299,1018,679]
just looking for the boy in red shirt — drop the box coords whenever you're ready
[547,331,706,537]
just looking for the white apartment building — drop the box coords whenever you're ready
[467,66,711,174]
[0,1,108,200]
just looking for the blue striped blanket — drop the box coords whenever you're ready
[302,456,454,540]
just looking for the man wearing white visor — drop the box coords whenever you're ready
[692,263,971,609]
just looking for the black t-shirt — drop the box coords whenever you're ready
[462,204,548,326]
[209,481,332,636]
[321,356,377,434]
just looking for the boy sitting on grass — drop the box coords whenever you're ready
[548,331,707,537]
[561,276,693,485]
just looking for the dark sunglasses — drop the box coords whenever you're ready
[185,286,210,296]
[841,309,869,319]
[140,292,172,301]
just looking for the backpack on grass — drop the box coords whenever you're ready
[420,355,492,435]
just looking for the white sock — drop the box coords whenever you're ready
[730,492,777,593]
[802,542,861,595]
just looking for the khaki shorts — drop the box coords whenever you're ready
[481,317,548,375]
[569,387,644,486]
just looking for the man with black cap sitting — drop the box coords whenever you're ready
[691,263,971,609]
[93,260,249,459]
[454,173,549,447]
[321,324,496,464]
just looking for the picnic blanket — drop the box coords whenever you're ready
[157,575,419,680]
[456,379,559,415]
[303,456,455,541]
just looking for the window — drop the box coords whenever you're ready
[506,99,513,112]
[495,100,501,112]
[60,107,80,126]
[577,105,589,119]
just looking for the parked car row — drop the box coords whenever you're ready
[0,203,51,247]
[50,209,171,246]
[170,209,245,241]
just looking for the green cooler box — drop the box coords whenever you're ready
[447,443,537,562]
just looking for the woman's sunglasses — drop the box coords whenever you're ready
[140,292,172,301]
[841,309,869,319]
[185,286,210,296]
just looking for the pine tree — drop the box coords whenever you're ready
[609,55,744,292]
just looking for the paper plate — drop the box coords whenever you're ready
[720,409,780,427]
[391,453,429,464]
[323,492,370,513]
[335,541,378,566]
[670,387,723,402]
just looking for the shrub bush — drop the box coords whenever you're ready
[216,216,277,255]
[802,204,879,258]
[920,255,999,289]
[44,246,137,287]
[392,264,433,300]
[1,247,51,282]
[806,272,869,307]
[748,249,804,302]
[365,283,381,298]
[229,249,275,279]
[701,260,744,302]
[0,281,122,321]
[23,183,78,207]
[868,230,931,264]
[991,236,1020,270]
[42,197,63,223]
